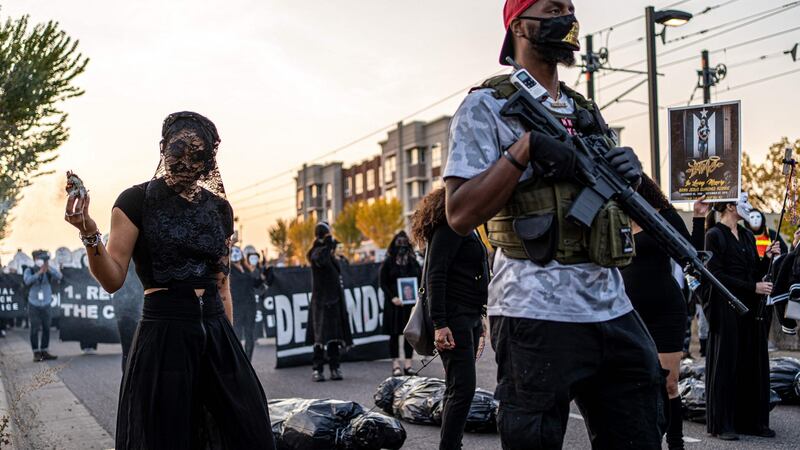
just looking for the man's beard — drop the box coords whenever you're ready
[535,44,576,67]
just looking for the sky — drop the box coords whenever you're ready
[2,0,799,259]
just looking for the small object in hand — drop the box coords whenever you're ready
[66,171,87,201]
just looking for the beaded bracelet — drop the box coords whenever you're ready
[80,231,102,255]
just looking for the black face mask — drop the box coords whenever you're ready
[519,14,581,52]
[397,246,409,256]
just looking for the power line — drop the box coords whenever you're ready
[234,193,295,212]
[240,200,297,222]
[606,66,800,123]
[726,50,788,69]
[594,24,800,86]
[719,66,800,92]
[615,2,800,71]
[664,1,799,45]
[588,0,695,36]
[606,0,741,52]
[228,68,507,199]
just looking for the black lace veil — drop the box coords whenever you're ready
[143,111,233,286]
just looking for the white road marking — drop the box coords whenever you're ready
[568,413,702,444]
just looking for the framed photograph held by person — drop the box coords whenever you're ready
[397,277,419,306]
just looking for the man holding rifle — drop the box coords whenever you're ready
[444,1,665,448]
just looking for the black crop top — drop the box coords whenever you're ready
[113,182,234,290]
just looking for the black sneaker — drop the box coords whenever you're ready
[755,427,776,438]
[39,351,58,361]
[33,351,42,362]
[404,367,414,376]
[713,432,739,441]
[330,368,343,381]
[312,370,326,382]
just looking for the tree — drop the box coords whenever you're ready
[333,202,363,260]
[742,137,800,236]
[287,217,316,265]
[356,198,404,249]
[0,12,89,239]
[268,218,293,262]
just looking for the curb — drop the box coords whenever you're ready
[0,365,18,450]
[0,330,114,450]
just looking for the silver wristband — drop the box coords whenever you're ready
[80,231,102,248]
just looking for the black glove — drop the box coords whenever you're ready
[529,131,595,184]
[606,146,642,186]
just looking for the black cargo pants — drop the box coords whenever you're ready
[491,311,666,450]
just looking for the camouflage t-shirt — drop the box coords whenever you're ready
[443,88,632,323]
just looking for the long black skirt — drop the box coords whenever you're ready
[115,287,276,450]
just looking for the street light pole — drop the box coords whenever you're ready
[645,6,661,185]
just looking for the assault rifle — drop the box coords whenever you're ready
[500,57,748,315]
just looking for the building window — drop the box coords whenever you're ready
[409,147,425,166]
[310,184,319,199]
[385,187,397,201]
[408,180,426,199]
[326,208,333,223]
[431,143,442,169]
[345,177,352,197]
[384,156,396,183]
[366,169,375,191]
[355,174,364,195]
[297,189,304,210]
[432,177,443,189]
[326,183,332,202]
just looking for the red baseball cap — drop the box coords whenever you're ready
[500,0,540,65]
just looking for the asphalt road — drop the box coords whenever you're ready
[9,329,798,449]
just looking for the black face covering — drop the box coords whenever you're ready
[519,14,581,51]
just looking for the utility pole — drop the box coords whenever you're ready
[645,6,661,185]
[701,50,712,104]
[585,34,595,100]
[697,50,726,105]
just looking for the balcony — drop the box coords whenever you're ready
[308,196,322,208]
[407,163,426,180]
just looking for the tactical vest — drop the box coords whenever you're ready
[481,75,635,268]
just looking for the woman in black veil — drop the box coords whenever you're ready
[379,231,421,376]
[64,112,275,449]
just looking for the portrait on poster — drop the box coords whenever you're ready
[668,101,741,202]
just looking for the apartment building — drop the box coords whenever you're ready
[342,156,382,206]
[295,162,343,223]
[295,116,453,226]
[379,117,451,219]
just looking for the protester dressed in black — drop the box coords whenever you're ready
[64,112,275,450]
[380,231,421,376]
[229,246,262,360]
[704,197,780,441]
[411,188,488,450]
[620,176,705,449]
[304,222,353,382]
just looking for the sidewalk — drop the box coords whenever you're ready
[0,364,17,449]
[0,329,113,450]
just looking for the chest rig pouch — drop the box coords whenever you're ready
[481,75,635,268]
